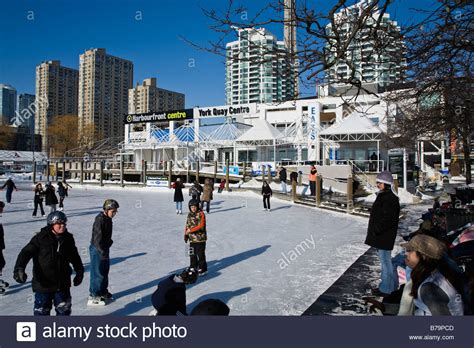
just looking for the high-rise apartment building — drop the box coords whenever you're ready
[17,93,36,134]
[79,48,133,144]
[0,84,17,126]
[325,0,406,87]
[225,28,295,105]
[128,78,185,114]
[35,61,79,152]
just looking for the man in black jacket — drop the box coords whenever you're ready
[13,211,84,315]
[279,167,287,194]
[0,177,18,203]
[88,199,119,306]
[365,171,400,297]
[0,201,6,293]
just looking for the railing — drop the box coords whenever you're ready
[330,159,384,173]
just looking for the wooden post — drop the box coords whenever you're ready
[79,161,84,185]
[100,161,104,187]
[186,162,190,183]
[213,161,217,184]
[292,180,297,202]
[347,174,354,213]
[46,161,50,182]
[225,159,230,191]
[196,160,200,183]
[168,161,172,188]
[298,171,302,186]
[32,161,37,184]
[243,162,247,183]
[120,156,124,187]
[143,160,148,186]
[394,175,399,194]
[74,162,78,179]
[316,174,322,207]
[140,160,144,184]
[55,162,59,182]
[261,165,265,182]
[267,165,272,183]
[62,161,66,181]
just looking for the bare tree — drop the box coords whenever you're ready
[184,0,406,97]
[47,115,79,157]
[0,125,16,150]
[387,0,473,184]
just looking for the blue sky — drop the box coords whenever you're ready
[0,0,439,107]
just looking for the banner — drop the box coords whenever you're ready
[125,109,194,124]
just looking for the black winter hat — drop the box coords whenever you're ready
[188,199,200,209]
[190,299,230,316]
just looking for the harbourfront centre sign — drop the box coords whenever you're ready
[124,104,256,124]
[124,109,194,124]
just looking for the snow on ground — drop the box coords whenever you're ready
[0,181,369,316]
[358,188,416,205]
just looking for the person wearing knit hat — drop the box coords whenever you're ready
[398,234,464,316]
[365,170,401,297]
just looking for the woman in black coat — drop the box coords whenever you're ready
[32,183,45,217]
[44,183,58,213]
[173,178,184,214]
[262,181,273,212]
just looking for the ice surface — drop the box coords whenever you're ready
[0,182,369,315]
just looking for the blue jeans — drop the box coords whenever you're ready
[89,244,110,297]
[34,290,71,316]
[5,189,12,203]
[377,249,397,294]
[392,250,412,290]
[281,182,287,193]
[175,201,183,211]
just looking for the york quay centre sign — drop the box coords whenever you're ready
[196,104,257,118]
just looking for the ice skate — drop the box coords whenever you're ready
[198,269,207,276]
[103,291,114,300]
[87,295,106,306]
[0,287,5,295]
[0,279,10,288]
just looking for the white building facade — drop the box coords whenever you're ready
[122,92,397,173]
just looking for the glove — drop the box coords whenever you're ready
[184,234,189,243]
[14,268,27,283]
[73,271,84,286]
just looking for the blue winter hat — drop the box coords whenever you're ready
[376,171,394,185]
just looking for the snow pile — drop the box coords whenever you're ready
[360,188,416,205]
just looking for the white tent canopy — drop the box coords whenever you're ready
[320,113,382,142]
[320,113,382,136]
[236,119,283,145]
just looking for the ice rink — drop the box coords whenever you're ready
[0,182,369,315]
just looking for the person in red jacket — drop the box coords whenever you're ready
[185,200,207,275]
